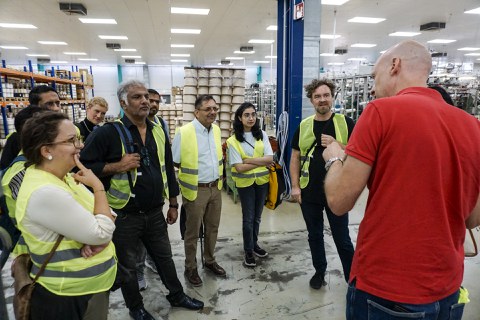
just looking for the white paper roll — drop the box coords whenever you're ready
[183,86,197,95]
[198,86,209,95]
[209,87,221,95]
[183,95,197,104]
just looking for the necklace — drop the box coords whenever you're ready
[82,120,92,133]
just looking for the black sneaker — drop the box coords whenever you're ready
[244,252,256,267]
[253,246,268,258]
[309,272,327,289]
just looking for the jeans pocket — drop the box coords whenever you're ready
[367,300,425,320]
[449,303,465,320]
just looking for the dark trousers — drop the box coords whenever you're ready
[237,182,269,253]
[112,206,184,310]
[300,200,354,282]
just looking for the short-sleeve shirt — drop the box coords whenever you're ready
[229,131,274,165]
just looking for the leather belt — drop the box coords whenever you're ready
[198,179,219,188]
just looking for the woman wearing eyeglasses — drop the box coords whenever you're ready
[15,111,117,320]
[226,102,274,268]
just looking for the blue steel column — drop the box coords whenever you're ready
[276,0,304,165]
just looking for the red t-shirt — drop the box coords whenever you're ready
[345,87,480,304]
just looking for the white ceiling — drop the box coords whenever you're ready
[1,0,480,71]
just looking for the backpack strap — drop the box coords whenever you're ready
[110,122,136,198]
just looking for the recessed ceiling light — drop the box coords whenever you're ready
[171,28,201,34]
[234,50,255,54]
[50,61,68,64]
[427,39,456,44]
[171,53,190,57]
[380,50,387,54]
[98,35,128,40]
[351,43,377,48]
[328,62,345,65]
[225,57,245,60]
[78,58,98,61]
[218,63,234,66]
[465,7,480,14]
[171,7,210,15]
[0,23,37,29]
[121,55,141,58]
[348,58,367,61]
[457,47,480,51]
[171,44,195,48]
[348,17,386,24]
[464,53,480,56]
[64,52,87,55]
[171,59,188,62]
[320,53,338,56]
[322,0,350,5]
[0,45,28,49]
[389,32,421,37]
[320,34,341,39]
[265,55,277,59]
[254,60,269,63]
[266,25,278,31]
[38,41,68,45]
[135,61,146,65]
[114,48,137,52]
[248,39,275,44]
[26,54,49,57]
[79,18,117,24]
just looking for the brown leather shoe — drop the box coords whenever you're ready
[204,262,226,277]
[184,268,203,286]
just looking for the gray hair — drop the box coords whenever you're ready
[117,79,147,103]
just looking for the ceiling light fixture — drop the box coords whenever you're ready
[457,47,480,51]
[225,57,245,60]
[351,43,377,48]
[171,59,188,62]
[328,62,345,65]
[50,61,68,64]
[38,41,68,45]
[114,48,137,52]
[171,7,210,15]
[266,25,277,31]
[78,58,98,61]
[427,39,456,44]
[0,23,37,29]
[0,45,28,49]
[465,7,480,14]
[79,18,117,24]
[171,28,201,34]
[348,58,367,61]
[234,50,255,54]
[348,17,386,24]
[254,60,269,63]
[98,35,128,40]
[320,34,341,39]
[322,0,350,5]
[265,55,277,59]
[464,53,480,56]
[171,44,194,48]
[26,54,49,57]
[135,61,146,65]
[320,53,338,56]
[64,52,87,55]
[121,55,141,58]
[389,32,421,37]
[171,53,190,57]
[248,39,275,44]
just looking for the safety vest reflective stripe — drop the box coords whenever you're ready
[180,167,198,175]
[32,257,116,278]
[30,248,82,265]
[179,179,198,191]
[108,188,130,200]
[218,159,223,166]
[301,171,309,177]
[232,171,270,179]
[113,173,129,181]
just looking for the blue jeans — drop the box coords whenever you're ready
[300,200,354,282]
[111,206,184,310]
[237,182,269,253]
[346,281,465,320]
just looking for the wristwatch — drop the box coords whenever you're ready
[325,157,344,172]
[169,204,179,209]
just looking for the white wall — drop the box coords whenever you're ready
[90,65,120,116]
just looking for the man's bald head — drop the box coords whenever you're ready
[372,40,432,98]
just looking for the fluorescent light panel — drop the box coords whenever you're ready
[320,34,341,39]
[135,62,146,65]
[234,50,255,54]
[465,53,480,56]
[26,54,49,57]
[348,17,385,23]
[427,39,456,44]
[121,55,141,58]
[458,47,480,51]
[98,35,128,40]
[38,41,67,45]
[78,58,98,61]
[389,32,421,37]
[218,63,233,66]
[171,7,210,15]
[171,28,201,34]
[171,44,194,48]
[266,25,277,31]
[328,62,345,65]
[322,0,350,5]
[114,48,137,52]
[225,57,245,60]
[351,43,377,48]
[0,23,36,29]
[171,59,188,62]
[79,18,117,24]
[320,53,338,56]
[348,58,366,61]
[171,53,190,57]
[248,39,275,44]
[0,45,28,49]
[50,61,68,64]
[465,7,480,14]
[265,55,277,59]
[254,60,269,63]
[64,52,87,55]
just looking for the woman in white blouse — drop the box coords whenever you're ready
[226,103,274,268]
[16,111,117,320]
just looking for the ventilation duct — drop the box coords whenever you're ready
[106,43,121,49]
[334,48,348,55]
[125,59,135,64]
[420,22,446,31]
[240,46,254,52]
[59,3,87,15]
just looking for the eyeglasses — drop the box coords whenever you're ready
[42,101,62,107]
[198,106,219,113]
[47,136,83,148]
[140,147,151,167]
[242,112,257,119]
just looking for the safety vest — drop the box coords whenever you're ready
[106,120,169,209]
[178,122,223,201]
[299,114,348,189]
[226,135,269,188]
[15,167,117,296]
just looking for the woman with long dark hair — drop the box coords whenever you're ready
[226,102,274,267]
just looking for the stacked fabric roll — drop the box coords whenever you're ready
[182,67,246,143]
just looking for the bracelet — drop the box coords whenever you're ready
[169,204,179,209]
[94,189,106,193]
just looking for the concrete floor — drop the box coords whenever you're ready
[2,189,480,320]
